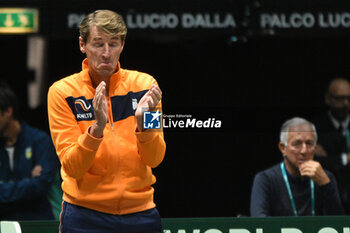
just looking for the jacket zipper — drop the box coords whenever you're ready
[107,97,114,131]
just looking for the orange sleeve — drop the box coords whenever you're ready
[136,130,166,168]
[47,84,102,179]
[135,89,166,168]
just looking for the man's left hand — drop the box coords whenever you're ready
[135,84,162,131]
[32,165,42,177]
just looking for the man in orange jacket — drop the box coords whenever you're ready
[47,9,166,233]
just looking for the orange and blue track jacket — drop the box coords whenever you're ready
[47,59,166,215]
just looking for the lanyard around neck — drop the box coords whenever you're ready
[280,162,315,216]
[345,129,350,149]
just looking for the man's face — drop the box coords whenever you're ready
[79,25,124,78]
[0,109,12,138]
[279,124,316,170]
[326,80,350,121]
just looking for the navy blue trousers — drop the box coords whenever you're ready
[60,202,163,233]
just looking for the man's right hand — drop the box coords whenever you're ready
[299,160,330,186]
[89,81,108,138]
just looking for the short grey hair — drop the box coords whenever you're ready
[280,117,317,146]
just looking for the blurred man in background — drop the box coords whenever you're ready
[0,81,59,220]
[250,117,344,216]
[313,77,350,214]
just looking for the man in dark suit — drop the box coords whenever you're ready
[312,77,350,214]
[250,117,344,217]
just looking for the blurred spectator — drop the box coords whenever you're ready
[0,81,60,220]
[312,77,350,214]
[250,117,344,216]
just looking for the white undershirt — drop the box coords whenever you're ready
[5,146,15,171]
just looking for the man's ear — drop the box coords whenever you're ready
[278,142,286,155]
[325,93,331,106]
[120,40,125,52]
[79,36,86,54]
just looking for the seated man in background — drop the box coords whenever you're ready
[312,77,350,213]
[0,82,60,220]
[250,117,344,216]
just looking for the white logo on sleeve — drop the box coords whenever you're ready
[132,98,138,110]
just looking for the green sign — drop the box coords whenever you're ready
[0,8,38,34]
[162,217,350,233]
[14,216,350,233]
